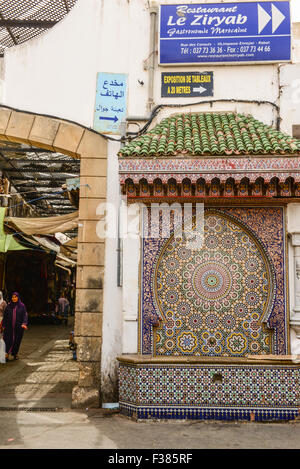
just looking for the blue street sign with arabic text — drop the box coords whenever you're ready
[94,72,128,134]
[159,2,291,65]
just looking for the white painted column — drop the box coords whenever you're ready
[286,204,300,354]
[101,140,123,402]
[121,203,141,354]
[290,234,300,354]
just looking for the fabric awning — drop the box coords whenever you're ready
[32,236,60,253]
[60,236,77,260]
[56,253,77,267]
[5,211,78,235]
[0,207,28,252]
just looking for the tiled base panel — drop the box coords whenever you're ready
[119,363,300,421]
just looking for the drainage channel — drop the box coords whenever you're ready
[0,407,64,412]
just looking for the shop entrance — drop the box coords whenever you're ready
[1,250,76,325]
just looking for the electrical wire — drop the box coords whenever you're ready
[128,98,281,139]
[0,99,281,145]
[7,183,89,209]
[9,188,68,209]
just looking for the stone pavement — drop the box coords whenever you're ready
[0,321,300,450]
[0,318,78,409]
[1,409,300,450]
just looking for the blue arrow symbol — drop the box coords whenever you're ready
[99,115,118,123]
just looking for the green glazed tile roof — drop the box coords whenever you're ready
[118,112,300,157]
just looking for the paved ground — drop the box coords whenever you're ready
[0,321,300,450]
[1,410,300,450]
[0,318,78,409]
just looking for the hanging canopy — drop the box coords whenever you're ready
[0,207,28,252]
[0,1,78,57]
[5,211,78,236]
[60,236,77,260]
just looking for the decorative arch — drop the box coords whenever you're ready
[152,209,276,357]
[0,106,107,408]
[139,206,288,356]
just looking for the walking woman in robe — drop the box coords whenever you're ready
[2,292,28,361]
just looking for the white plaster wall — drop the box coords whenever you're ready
[280,63,300,135]
[286,204,300,355]
[101,139,123,400]
[292,23,300,62]
[287,204,300,234]
[121,204,141,354]
[3,0,150,126]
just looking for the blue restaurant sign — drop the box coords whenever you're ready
[159,2,291,65]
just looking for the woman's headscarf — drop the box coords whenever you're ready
[11,292,24,307]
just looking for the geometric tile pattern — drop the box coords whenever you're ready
[120,156,300,199]
[119,363,300,421]
[223,207,287,354]
[120,403,299,421]
[154,210,273,357]
[119,156,300,184]
[140,207,287,355]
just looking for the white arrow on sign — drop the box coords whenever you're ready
[258,3,286,34]
[258,4,271,34]
[272,3,286,33]
[193,86,207,93]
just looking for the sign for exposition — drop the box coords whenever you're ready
[161,72,213,97]
[94,72,128,134]
[159,2,291,65]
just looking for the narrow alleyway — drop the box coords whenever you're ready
[0,318,78,409]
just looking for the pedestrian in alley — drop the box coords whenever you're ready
[56,292,70,325]
[2,292,28,361]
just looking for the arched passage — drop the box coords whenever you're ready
[0,106,107,408]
